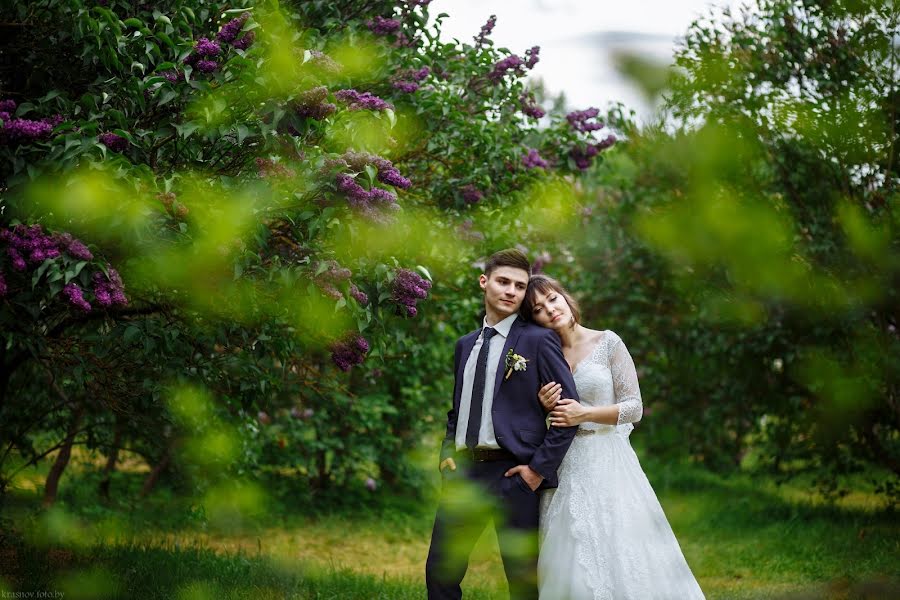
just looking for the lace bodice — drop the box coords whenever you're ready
[571,330,643,430]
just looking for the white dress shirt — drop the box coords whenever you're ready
[455,313,518,450]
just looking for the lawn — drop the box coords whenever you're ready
[1,446,897,599]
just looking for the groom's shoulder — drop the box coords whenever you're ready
[455,328,481,346]
[515,320,558,343]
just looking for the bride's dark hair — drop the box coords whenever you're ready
[521,274,581,324]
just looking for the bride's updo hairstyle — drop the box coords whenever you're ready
[521,274,581,326]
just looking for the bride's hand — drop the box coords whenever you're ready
[549,398,586,427]
[538,382,562,412]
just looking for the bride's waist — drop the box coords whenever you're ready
[575,424,616,436]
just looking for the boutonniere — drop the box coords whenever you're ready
[504,348,529,380]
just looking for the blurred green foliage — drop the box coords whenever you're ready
[543,0,898,503]
[0,0,606,514]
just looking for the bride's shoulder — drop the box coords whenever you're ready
[598,329,624,347]
[582,327,615,345]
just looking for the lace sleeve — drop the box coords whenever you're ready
[609,333,643,425]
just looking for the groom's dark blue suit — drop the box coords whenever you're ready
[427,317,580,599]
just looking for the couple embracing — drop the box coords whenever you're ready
[425,249,705,600]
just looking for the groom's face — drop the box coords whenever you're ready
[479,266,529,318]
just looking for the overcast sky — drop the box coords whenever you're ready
[433,0,741,123]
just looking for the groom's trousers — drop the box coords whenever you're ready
[425,453,540,600]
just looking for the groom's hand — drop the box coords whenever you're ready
[439,458,457,473]
[504,464,544,491]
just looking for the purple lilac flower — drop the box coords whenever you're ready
[256,157,296,179]
[520,94,545,119]
[0,112,10,122]
[54,233,94,261]
[566,107,604,133]
[196,60,218,74]
[330,333,370,371]
[373,160,412,189]
[338,152,411,189]
[217,12,250,44]
[98,132,128,152]
[317,260,353,282]
[596,133,617,151]
[392,268,431,318]
[336,174,373,208]
[461,185,483,204]
[7,248,26,271]
[1,119,53,144]
[525,46,540,69]
[365,477,377,491]
[309,50,342,74]
[195,37,221,57]
[233,31,255,50]
[458,218,485,242]
[162,70,180,83]
[569,134,616,170]
[394,81,419,93]
[488,54,525,82]
[4,224,71,268]
[334,89,393,111]
[0,271,6,297]
[369,187,399,206]
[392,67,430,93]
[294,86,336,120]
[0,99,16,113]
[475,15,497,45]
[532,251,552,274]
[63,282,92,312]
[367,16,401,35]
[522,148,549,169]
[92,268,128,307]
[570,144,599,170]
[350,284,369,305]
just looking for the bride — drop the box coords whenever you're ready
[521,274,705,600]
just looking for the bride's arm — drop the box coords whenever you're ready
[547,334,643,427]
[609,334,643,425]
[549,400,618,427]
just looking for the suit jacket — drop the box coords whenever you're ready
[440,317,581,489]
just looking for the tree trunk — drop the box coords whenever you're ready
[42,404,85,508]
[98,418,124,501]
[139,446,171,498]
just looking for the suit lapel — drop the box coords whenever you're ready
[492,319,524,402]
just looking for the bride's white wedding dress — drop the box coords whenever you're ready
[538,330,705,600]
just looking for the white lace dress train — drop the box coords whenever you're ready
[538,331,705,600]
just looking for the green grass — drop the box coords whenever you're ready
[1,448,898,599]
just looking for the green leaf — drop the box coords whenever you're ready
[156,31,177,51]
[364,164,378,186]
[416,265,433,281]
[174,122,199,138]
[124,325,141,343]
[32,260,52,289]
[236,124,249,144]
[124,18,144,28]
[159,88,177,106]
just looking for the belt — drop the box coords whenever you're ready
[456,447,516,462]
[576,426,616,437]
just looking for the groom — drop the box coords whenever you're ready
[425,249,580,599]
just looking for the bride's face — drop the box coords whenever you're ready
[529,288,572,330]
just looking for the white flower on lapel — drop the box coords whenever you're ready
[504,348,529,380]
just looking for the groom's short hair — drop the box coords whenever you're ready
[484,249,531,278]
